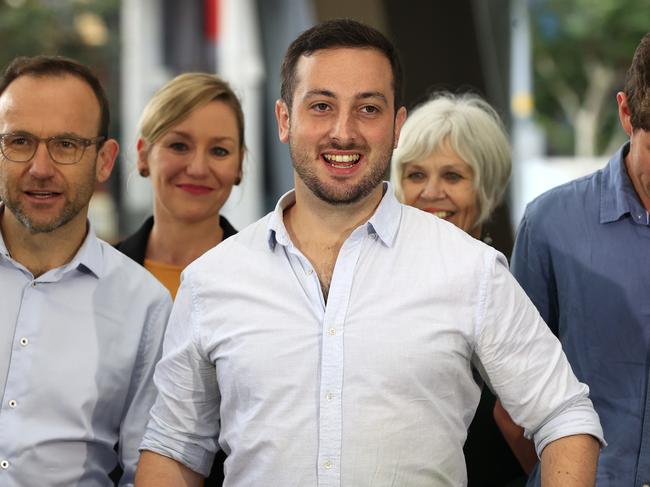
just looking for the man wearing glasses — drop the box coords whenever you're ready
[0,56,171,486]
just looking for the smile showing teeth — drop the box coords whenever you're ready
[323,153,360,168]
[431,210,453,218]
[27,191,58,198]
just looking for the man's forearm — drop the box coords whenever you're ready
[135,450,204,487]
[540,434,599,486]
[493,399,537,474]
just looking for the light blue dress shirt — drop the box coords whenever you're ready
[141,184,603,486]
[0,210,172,487]
[513,143,650,487]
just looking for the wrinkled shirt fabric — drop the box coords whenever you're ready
[0,210,172,487]
[142,184,603,487]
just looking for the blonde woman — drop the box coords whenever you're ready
[117,73,244,300]
[116,73,246,485]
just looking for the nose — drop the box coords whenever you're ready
[420,176,445,200]
[28,142,56,180]
[186,151,209,177]
[330,109,357,145]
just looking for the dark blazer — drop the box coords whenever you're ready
[115,215,237,265]
[115,214,237,487]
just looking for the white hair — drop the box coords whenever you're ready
[390,92,511,227]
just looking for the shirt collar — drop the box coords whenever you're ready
[366,182,401,247]
[0,208,9,260]
[68,225,104,278]
[267,190,296,250]
[0,203,104,278]
[600,141,646,223]
[266,182,402,250]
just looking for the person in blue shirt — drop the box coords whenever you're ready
[509,32,650,486]
[0,55,171,486]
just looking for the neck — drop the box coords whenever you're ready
[0,208,88,278]
[287,179,384,250]
[147,208,224,267]
[284,181,384,302]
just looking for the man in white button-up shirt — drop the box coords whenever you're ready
[137,19,603,487]
[0,56,171,486]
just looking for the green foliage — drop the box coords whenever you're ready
[0,0,119,66]
[0,0,120,130]
[531,0,650,155]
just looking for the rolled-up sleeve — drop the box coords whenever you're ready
[474,251,605,456]
[139,273,221,477]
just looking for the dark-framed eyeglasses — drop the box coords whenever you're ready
[0,132,106,165]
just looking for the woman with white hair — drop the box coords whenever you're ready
[391,92,533,485]
[391,92,511,242]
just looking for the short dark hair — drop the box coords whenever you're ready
[280,18,404,112]
[0,55,110,139]
[624,32,650,131]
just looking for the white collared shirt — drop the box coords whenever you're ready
[0,207,172,486]
[141,183,603,486]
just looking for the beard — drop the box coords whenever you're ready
[1,162,96,234]
[289,136,394,206]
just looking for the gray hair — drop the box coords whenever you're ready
[390,92,511,227]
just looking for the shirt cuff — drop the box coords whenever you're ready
[139,422,215,478]
[527,396,606,457]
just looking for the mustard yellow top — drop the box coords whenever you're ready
[144,259,184,299]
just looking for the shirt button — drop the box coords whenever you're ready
[8,400,17,408]
[327,327,336,336]
[306,268,314,275]
[325,392,333,401]
[19,337,28,347]
[31,281,36,287]
[323,459,333,469]
[0,460,8,469]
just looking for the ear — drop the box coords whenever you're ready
[275,99,291,143]
[617,91,633,137]
[95,138,119,183]
[136,137,150,175]
[393,106,408,148]
[233,146,245,185]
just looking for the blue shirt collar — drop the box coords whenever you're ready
[600,142,647,223]
[267,182,402,250]
[67,225,104,278]
[0,203,103,278]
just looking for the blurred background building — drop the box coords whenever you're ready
[0,0,648,245]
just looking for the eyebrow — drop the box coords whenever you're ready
[9,130,92,139]
[441,163,471,172]
[303,89,388,104]
[405,161,471,172]
[166,130,237,144]
[59,131,91,139]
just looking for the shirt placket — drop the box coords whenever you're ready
[0,278,42,479]
[315,228,366,487]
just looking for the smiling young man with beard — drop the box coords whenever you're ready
[137,19,603,487]
[0,56,171,486]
